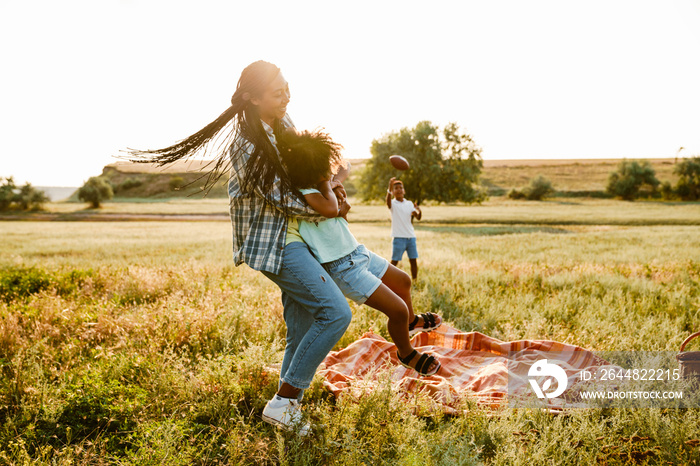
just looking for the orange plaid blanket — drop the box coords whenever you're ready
[319,325,612,412]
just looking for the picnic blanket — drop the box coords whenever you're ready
[319,324,613,412]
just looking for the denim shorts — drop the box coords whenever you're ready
[391,237,418,261]
[322,244,389,304]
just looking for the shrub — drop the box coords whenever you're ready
[508,175,554,200]
[507,188,526,200]
[117,177,143,193]
[0,177,49,211]
[0,266,94,302]
[15,183,49,210]
[606,160,660,200]
[660,181,676,200]
[169,176,185,191]
[78,176,113,208]
[0,177,17,211]
[674,156,700,201]
[524,175,554,200]
[0,266,54,302]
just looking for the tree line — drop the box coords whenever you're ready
[4,122,699,210]
[606,158,700,201]
[0,178,49,211]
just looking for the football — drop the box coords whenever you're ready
[389,155,410,171]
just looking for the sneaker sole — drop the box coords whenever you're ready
[262,413,310,436]
[262,413,286,429]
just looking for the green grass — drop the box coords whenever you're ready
[349,198,700,226]
[4,197,700,227]
[1,219,700,464]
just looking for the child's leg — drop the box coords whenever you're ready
[380,263,441,330]
[379,263,415,321]
[407,237,419,280]
[363,284,439,374]
[409,259,418,280]
[390,238,404,268]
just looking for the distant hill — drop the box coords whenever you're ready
[100,159,368,199]
[349,157,680,196]
[93,157,681,200]
[480,158,679,196]
[98,161,229,199]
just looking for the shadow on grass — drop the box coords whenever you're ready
[416,225,573,236]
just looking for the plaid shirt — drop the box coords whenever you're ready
[228,114,322,274]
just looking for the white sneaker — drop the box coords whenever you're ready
[262,396,311,436]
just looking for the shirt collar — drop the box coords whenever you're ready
[261,119,274,138]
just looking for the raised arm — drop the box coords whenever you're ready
[332,160,351,184]
[386,177,396,209]
[303,180,340,218]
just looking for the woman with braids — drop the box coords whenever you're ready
[128,61,352,436]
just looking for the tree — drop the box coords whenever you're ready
[358,121,485,204]
[606,160,659,200]
[674,156,700,201]
[15,183,49,210]
[0,177,17,211]
[78,176,113,208]
[0,177,49,211]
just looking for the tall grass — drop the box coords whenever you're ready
[1,221,699,464]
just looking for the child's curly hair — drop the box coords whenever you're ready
[277,129,345,190]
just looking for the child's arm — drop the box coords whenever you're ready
[303,180,340,219]
[412,202,422,221]
[338,198,351,221]
[332,161,351,184]
[386,177,396,209]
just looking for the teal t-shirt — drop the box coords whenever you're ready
[298,188,359,263]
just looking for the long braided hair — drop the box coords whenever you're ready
[126,60,300,213]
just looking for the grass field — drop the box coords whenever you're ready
[1,208,700,464]
[5,197,700,227]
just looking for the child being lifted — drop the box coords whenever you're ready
[278,129,443,376]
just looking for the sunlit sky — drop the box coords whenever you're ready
[1,0,699,187]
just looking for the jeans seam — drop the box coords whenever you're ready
[281,260,334,389]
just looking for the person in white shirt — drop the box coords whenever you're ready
[386,177,421,280]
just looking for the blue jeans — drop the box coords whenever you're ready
[261,242,352,390]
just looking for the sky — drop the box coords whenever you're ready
[1,0,699,187]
